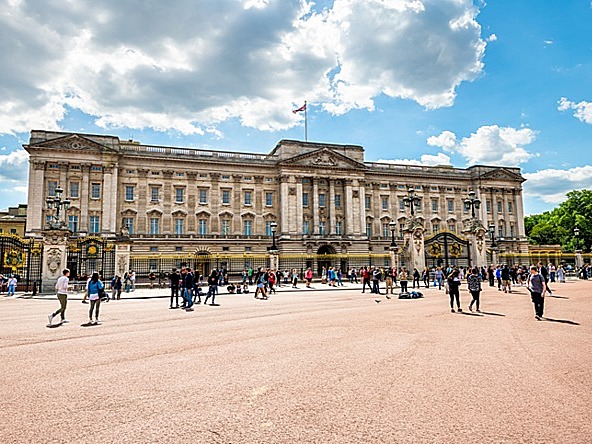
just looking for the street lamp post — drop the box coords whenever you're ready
[389,221,397,248]
[574,227,580,250]
[45,185,70,230]
[464,190,481,219]
[403,187,421,217]
[574,227,583,271]
[270,221,278,252]
[488,223,498,264]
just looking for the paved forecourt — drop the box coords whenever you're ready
[1,279,591,443]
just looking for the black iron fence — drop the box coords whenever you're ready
[0,234,43,293]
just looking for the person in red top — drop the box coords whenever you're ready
[305,268,313,287]
[268,269,276,294]
[361,266,371,293]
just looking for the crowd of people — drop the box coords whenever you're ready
[44,260,587,326]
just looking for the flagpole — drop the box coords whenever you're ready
[304,100,308,141]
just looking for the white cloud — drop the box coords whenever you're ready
[523,166,592,204]
[487,33,497,42]
[0,149,29,182]
[0,0,487,135]
[558,97,592,124]
[427,125,537,166]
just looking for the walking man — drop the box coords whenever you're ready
[6,275,17,296]
[528,265,547,320]
[48,269,70,325]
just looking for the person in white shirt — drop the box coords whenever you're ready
[6,275,17,296]
[48,269,70,325]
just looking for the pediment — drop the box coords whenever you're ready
[28,134,118,154]
[279,148,365,170]
[479,168,524,182]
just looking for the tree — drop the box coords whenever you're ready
[525,190,592,251]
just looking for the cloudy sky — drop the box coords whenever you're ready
[0,0,591,215]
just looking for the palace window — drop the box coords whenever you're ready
[222,190,231,204]
[302,192,309,207]
[382,223,389,238]
[508,202,513,213]
[265,220,272,236]
[302,220,309,235]
[149,218,160,235]
[221,219,231,235]
[265,192,273,206]
[199,189,207,204]
[89,216,100,233]
[151,187,160,202]
[382,197,389,210]
[399,199,405,211]
[319,221,326,235]
[175,219,185,235]
[319,193,326,208]
[91,183,101,199]
[486,200,491,213]
[125,186,134,201]
[122,217,134,235]
[243,220,253,236]
[244,191,252,205]
[68,215,78,233]
[432,223,440,234]
[510,225,515,237]
[69,182,79,199]
[335,194,341,208]
[48,181,58,197]
[365,196,371,210]
[497,201,503,213]
[366,222,372,237]
[448,223,456,232]
[198,219,207,235]
[447,200,454,213]
[335,221,342,235]
[432,199,438,213]
[175,188,184,203]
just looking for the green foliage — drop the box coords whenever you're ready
[525,190,592,251]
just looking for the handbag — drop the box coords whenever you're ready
[98,287,107,301]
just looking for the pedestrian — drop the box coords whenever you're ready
[129,270,136,292]
[399,267,409,293]
[268,269,277,294]
[487,265,495,287]
[182,268,194,311]
[537,262,553,296]
[148,272,156,289]
[6,274,17,296]
[434,267,444,290]
[527,265,547,320]
[254,268,268,300]
[495,266,502,291]
[361,266,371,293]
[385,267,394,295]
[248,267,254,285]
[48,268,70,325]
[501,264,511,293]
[204,269,218,305]
[412,268,420,289]
[123,272,131,293]
[371,267,381,294]
[467,267,482,313]
[422,267,430,288]
[447,269,462,313]
[193,271,203,305]
[304,267,312,288]
[86,272,104,325]
[111,275,122,301]
[169,268,180,309]
[292,268,299,288]
[556,265,566,283]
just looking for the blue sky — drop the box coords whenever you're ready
[1,0,591,215]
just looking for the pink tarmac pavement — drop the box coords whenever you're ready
[1,280,591,443]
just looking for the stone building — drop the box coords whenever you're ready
[0,204,28,237]
[24,130,528,261]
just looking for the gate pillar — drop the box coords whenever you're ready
[268,252,279,272]
[467,227,488,268]
[405,225,425,272]
[41,229,70,293]
[115,241,132,277]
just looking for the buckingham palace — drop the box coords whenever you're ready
[24,130,528,266]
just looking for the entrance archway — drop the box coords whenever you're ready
[317,244,337,276]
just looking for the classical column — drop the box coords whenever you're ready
[515,188,526,238]
[279,175,290,235]
[101,165,116,235]
[502,188,509,237]
[80,164,91,232]
[210,173,221,233]
[312,178,319,235]
[162,170,174,234]
[232,174,242,234]
[136,169,148,234]
[345,179,354,236]
[296,179,304,235]
[187,172,198,233]
[329,179,336,234]
[359,181,366,237]
[373,184,381,237]
[254,175,264,235]
[26,160,46,235]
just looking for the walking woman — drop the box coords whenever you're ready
[292,268,299,288]
[467,267,482,313]
[304,267,312,288]
[204,269,218,305]
[447,269,462,313]
[87,272,104,324]
[422,267,430,289]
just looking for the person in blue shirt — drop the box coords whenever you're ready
[87,272,104,325]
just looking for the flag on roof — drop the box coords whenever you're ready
[292,103,306,114]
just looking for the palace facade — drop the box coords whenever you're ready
[25,130,528,257]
